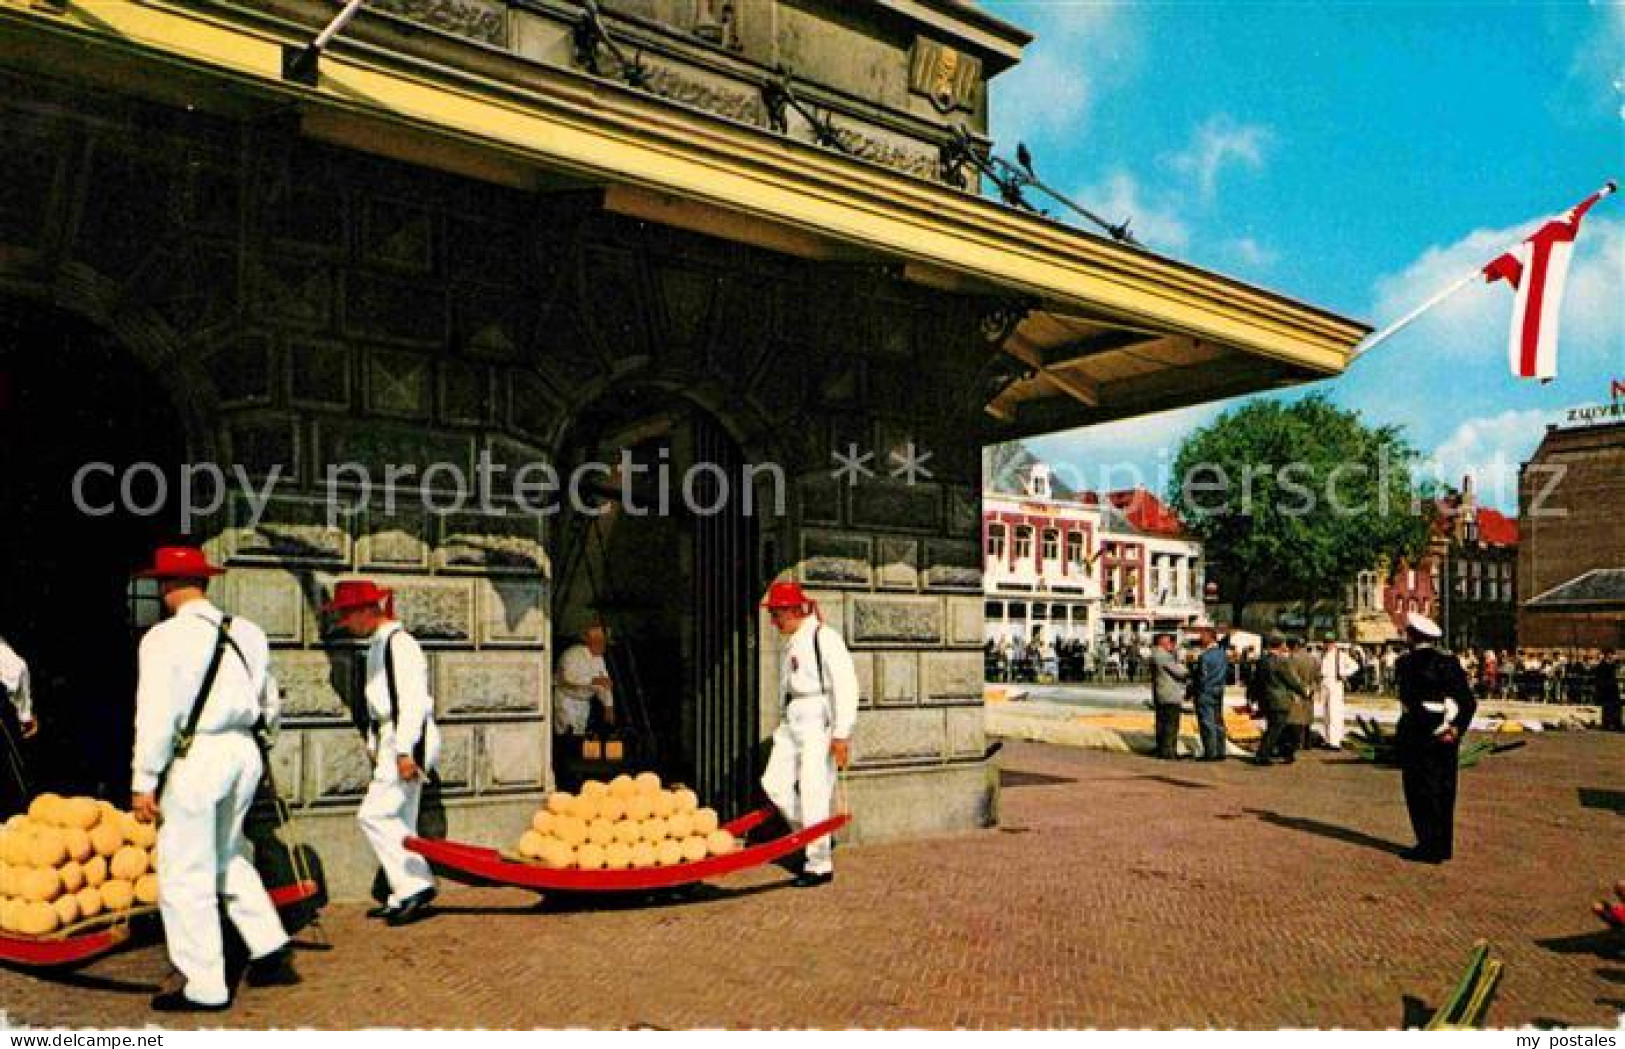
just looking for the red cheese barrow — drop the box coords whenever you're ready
[405,806,848,893]
[0,879,321,969]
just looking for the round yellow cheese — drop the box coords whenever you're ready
[638,818,668,844]
[537,838,573,869]
[634,772,661,794]
[692,809,720,836]
[62,827,93,864]
[611,820,641,845]
[626,795,655,822]
[58,860,85,895]
[544,792,575,816]
[52,894,81,927]
[22,867,61,904]
[81,854,108,888]
[62,798,101,831]
[75,885,104,919]
[602,841,632,870]
[553,816,587,848]
[579,779,609,799]
[607,774,636,798]
[518,831,546,860]
[586,819,615,846]
[705,830,738,857]
[530,811,556,836]
[89,822,123,858]
[134,874,160,906]
[123,816,157,850]
[110,846,148,882]
[629,841,657,868]
[650,791,676,818]
[680,836,708,864]
[18,900,59,936]
[575,842,606,870]
[99,879,135,912]
[597,795,627,822]
[665,813,694,840]
[27,794,63,826]
[671,788,699,815]
[28,832,68,869]
[655,840,684,867]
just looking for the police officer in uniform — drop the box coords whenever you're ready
[129,547,297,1012]
[1394,612,1476,864]
[324,579,441,925]
[759,581,858,887]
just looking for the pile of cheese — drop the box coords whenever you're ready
[0,794,159,937]
[516,773,738,870]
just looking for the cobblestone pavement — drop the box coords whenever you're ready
[3,732,1621,1030]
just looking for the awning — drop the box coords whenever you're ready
[0,0,1370,436]
[1524,569,1625,613]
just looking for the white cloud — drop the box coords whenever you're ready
[1168,116,1273,201]
[1070,170,1191,252]
[1028,401,1229,496]
[1370,213,1623,372]
[988,3,1134,145]
[1425,408,1556,511]
[1227,236,1279,269]
[1563,1,1625,122]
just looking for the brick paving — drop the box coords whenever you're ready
[2,731,1622,1029]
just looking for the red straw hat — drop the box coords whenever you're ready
[133,546,226,580]
[322,579,394,615]
[761,581,812,611]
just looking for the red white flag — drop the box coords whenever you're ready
[1482,181,1616,381]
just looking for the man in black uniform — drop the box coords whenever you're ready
[1596,649,1621,732]
[1394,612,1476,864]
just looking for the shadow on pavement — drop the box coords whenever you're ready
[1578,788,1625,815]
[1534,929,1624,959]
[1000,769,1077,789]
[1242,808,1408,856]
[1132,774,1216,790]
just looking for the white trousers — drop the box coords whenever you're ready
[761,697,837,875]
[357,751,434,905]
[1320,682,1347,748]
[157,732,289,1006]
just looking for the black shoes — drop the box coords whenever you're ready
[150,990,230,1013]
[385,887,437,926]
[366,903,397,919]
[245,945,301,988]
[791,871,834,888]
[1399,848,1446,864]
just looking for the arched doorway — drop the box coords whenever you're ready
[551,388,763,814]
[0,296,189,798]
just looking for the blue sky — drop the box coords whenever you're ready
[983,1,1623,510]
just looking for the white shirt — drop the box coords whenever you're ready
[778,617,859,740]
[363,621,436,763]
[554,644,612,707]
[1320,646,1357,684]
[0,637,32,724]
[132,600,279,794]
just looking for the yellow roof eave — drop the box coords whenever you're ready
[1,0,1370,375]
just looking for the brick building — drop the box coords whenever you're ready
[1518,421,1625,649]
[0,0,1364,895]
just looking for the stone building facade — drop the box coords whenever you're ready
[0,0,1364,896]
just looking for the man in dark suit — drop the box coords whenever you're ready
[1596,649,1621,732]
[1251,634,1311,765]
[1285,636,1321,754]
[1394,612,1477,863]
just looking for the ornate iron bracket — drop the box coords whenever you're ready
[573,0,650,89]
[976,296,1039,421]
[943,126,1140,246]
[761,67,852,154]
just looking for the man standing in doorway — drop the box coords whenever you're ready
[1149,632,1189,759]
[129,546,296,1012]
[325,579,441,925]
[760,581,858,887]
[1394,612,1476,863]
[554,621,616,737]
[1193,627,1230,761]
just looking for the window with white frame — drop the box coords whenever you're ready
[987,523,1006,560]
[1042,528,1060,563]
[1014,525,1034,562]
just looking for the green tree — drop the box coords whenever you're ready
[1166,395,1434,630]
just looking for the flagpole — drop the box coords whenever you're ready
[1348,268,1484,363]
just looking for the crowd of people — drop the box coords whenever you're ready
[984,634,1156,685]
